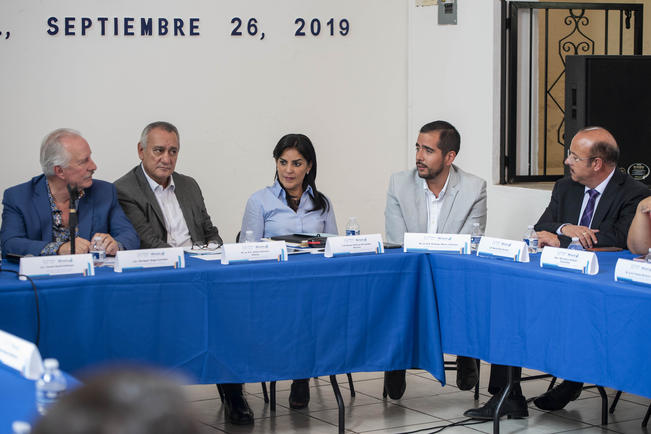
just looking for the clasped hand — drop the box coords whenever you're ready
[57,233,118,256]
[560,224,599,248]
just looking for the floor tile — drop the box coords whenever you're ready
[399,390,482,420]
[348,374,447,401]
[191,394,291,427]
[600,417,651,434]
[266,380,382,413]
[308,401,442,433]
[549,395,648,425]
[182,374,651,434]
[214,412,338,434]
[360,420,485,433]
[185,383,221,402]
[469,408,592,434]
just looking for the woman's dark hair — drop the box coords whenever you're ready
[273,133,330,213]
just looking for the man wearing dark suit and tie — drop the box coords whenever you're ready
[1,128,139,257]
[465,126,650,420]
[114,121,252,426]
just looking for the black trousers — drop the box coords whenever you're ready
[488,364,523,396]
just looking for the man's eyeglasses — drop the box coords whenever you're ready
[191,242,222,251]
[566,150,597,164]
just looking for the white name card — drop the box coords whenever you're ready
[114,247,185,272]
[324,234,384,258]
[19,254,94,280]
[221,241,288,265]
[0,329,43,380]
[403,233,471,254]
[614,258,651,285]
[476,236,529,262]
[539,246,599,275]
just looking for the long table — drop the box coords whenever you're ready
[428,251,651,401]
[1,249,650,433]
[0,250,445,384]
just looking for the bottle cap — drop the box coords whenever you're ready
[571,237,579,241]
[527,225,534,229]
[43,358,59,370]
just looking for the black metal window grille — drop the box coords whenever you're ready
[500,1,643,184]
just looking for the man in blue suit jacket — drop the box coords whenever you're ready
[1,128,139,257]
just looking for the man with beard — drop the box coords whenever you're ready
[383,120,487,399]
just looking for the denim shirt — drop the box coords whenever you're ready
[240,180,338,241]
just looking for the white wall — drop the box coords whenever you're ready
[0,0,408,242]
[1,0,553,244]
[408,1,551,240]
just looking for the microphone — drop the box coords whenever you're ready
[67,184,79,254]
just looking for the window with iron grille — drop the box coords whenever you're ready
[500,1,643,183]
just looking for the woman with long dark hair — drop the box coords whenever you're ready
[240,133,337,241]
[239,133,338,409]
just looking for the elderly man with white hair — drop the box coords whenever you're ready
[1,128,138,257]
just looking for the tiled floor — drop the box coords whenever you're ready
[183,360,651,434]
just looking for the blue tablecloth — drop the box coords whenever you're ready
[428,251,651,400]
[0,250,445,384]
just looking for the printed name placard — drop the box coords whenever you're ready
[324,234,384,258]
[114,247,185,272]
[614,258,651,285]
[476,237,529,262]
[19,254,94,280]
[539,246,599,275]
[0,329,43,380]
[221,241,288,265]
[403,233,470,254]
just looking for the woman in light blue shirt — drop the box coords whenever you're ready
[241,134,337,241]
[240,133,337,409]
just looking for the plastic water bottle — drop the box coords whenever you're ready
[345,217,360,236]
[470,222,482,253]
[244,230,255,243]
[90,236,106,266]
[35,358,67,415]
[523,225,538,254]
[567,237,584,250]
[12,421,31,434]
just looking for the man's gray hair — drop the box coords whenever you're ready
[40,128,82,176]
[139,121,180,150]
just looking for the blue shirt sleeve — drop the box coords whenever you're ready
[323,199,338,235]
[240,195,265,242]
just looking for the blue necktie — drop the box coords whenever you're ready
[579,189,600,227]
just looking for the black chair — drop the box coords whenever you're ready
[543,377,610,425]
[609,390,651,427]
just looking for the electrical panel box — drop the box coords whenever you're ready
[438,0,457,25]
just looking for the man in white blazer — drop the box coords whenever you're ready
[383,120,487,399]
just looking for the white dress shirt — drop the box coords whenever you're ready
[141,164,192,247]
[423,173,451,234]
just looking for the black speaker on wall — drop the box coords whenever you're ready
[565,55,651,185]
